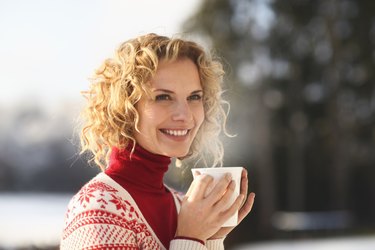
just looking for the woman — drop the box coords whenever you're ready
[60,33,255,250]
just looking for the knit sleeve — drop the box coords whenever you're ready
[169,238,207,250]
[207,238,225,250]
[169,238,225,250]
[60,209,140,249]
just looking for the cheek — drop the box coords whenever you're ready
[137,105,154,132]
[139,105,166,129]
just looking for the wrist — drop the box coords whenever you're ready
[174,236,205,245]
[209,233,227,240]
[175,229,206,242]
[209,236,226,240]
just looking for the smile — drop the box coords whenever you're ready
[160,129,189,137]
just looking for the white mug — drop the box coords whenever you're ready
[191,167,243,227]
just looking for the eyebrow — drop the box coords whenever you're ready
[153,89,203,94]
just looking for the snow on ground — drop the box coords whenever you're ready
[233,235,375,250]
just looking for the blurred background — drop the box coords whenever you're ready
[0,0,374,249]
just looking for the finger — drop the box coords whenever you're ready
[219,193,245,224]
[205,173,232,204]
[184,180,196,199]
[187,174,214,200]
[240,169,248,206]
[193,170,201,177]
[184,171,202,198]
[238,192,255,223]
[213,180,236,211]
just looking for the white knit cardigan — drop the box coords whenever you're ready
[60,173,225,250]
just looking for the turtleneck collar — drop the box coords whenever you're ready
[105,144,171,192]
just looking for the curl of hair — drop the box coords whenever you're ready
[79,33,229,170]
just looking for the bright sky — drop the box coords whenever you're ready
[0,0,201,110]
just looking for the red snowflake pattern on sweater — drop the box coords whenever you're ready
[77,186,95,207]
[60,174,163,250]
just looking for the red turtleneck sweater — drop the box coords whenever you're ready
[105,145,177,249]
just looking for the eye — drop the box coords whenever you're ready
[188,94,203,101]
[155,94,172,101]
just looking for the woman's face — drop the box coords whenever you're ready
[134,58,205,158]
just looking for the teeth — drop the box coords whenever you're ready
[163,129,188,136]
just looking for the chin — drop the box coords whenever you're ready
[164,149,190,158]
[168,152,188,158]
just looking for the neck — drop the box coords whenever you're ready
[106,144,171,191]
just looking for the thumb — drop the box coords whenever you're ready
[193,170,201,178]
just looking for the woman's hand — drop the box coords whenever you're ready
[175,172,245,242]
[209,169,255,239]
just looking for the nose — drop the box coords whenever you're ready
[171,100,193,122]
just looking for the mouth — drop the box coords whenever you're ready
[160,129,190,137]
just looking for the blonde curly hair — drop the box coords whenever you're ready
[80,33,229,171]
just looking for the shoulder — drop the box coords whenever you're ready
[62,173,141,227]
[61,173,161,249]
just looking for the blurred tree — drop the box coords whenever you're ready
[0,159,16,191]
[29,138,99,193]
[184,0,375,245]
[0,102,98,193]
